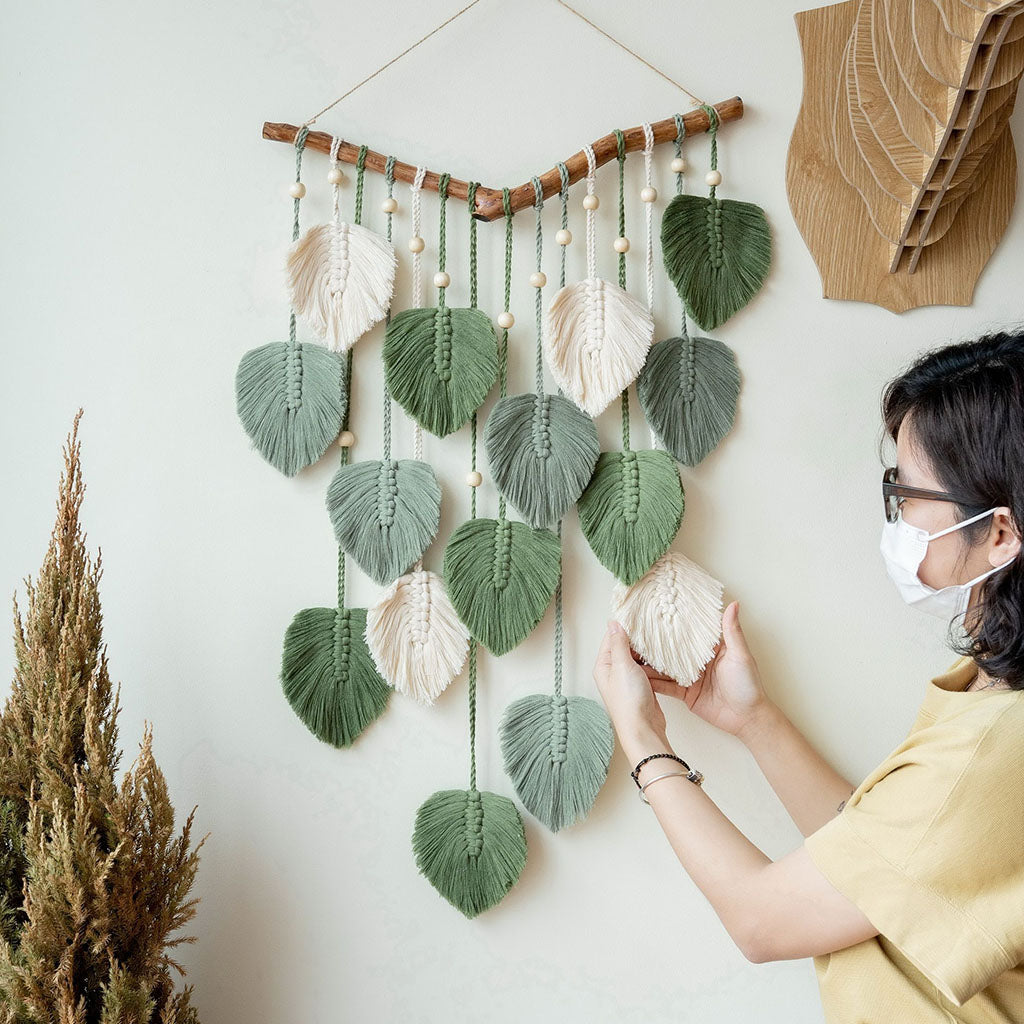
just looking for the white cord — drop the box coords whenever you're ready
[584,143,597,280]
[330,135,342,224]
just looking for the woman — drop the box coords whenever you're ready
[593,329,1024,1023]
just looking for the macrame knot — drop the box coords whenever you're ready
[377,461,399,528]
[333,610,352,671]
[284,344,304,412]
[706,200,725,269]
[433,307,454,382]
[491,519,514,589]
[465,790,485,856]
[531,395,553,459]
[618,450,641,523]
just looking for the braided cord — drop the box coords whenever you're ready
[614,129,630,453]
[437,171,451,314]
[673,114,692,342]
[642,122,660,452]
[353,144,368,225]
[410,166,427,465]
[382,154,396,462]
[698,103,720,199]
[287,126,310,352]
[495,186,513,522]
[673,115,697,397]
[337,345,355,609]
[531,176,545,396]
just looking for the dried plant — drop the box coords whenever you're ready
[0,409,207,1023]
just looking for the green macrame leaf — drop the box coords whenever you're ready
[325,458,441,585]
[498,693,614,832]
[483,393,600,528]
[660,193,772,331]
[235,340,346,477]
[412,788,527,918]
[383,305,498,437]
[576,450,684,585]
[280,606,391,747]
[637,334,740,467]
[442,518,561,656]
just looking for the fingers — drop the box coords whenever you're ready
[721,600,750,659]
[606,620,636,672]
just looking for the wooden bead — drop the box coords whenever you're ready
[408,236,425,253]
[338,430,355,448]
[381,196,398,214]
[466,471,482,487]
[613,236,630,253]
[670,156,687,173]
[327,168,344,185]
[289,182,306,199]
[497,311,515,329]
[641,186,657,203]
[705,169,722,186]
[529,271,547,288]
[556,228,572,246]
[434,271,451,288]
[583,194,600,211]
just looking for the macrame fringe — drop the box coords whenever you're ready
[365,568,469,704]
[287,221,398,352]
[610,550,724,686]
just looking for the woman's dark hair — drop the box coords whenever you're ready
[879,326,1024,690]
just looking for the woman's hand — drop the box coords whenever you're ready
[592,619,671,758]
[638,600,771,739]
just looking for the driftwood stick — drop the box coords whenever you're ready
[262,96,744,221]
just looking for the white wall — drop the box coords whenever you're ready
[3,2,1023,1021]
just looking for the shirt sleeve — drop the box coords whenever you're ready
[803,701,1024,1007]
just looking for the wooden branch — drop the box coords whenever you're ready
[262,96,744,222]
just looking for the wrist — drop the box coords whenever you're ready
[622,727,673,767]
[736,698,781,747]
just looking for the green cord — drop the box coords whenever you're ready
[287,126,310,353]
[382,154,396,462]
[614,129,630,454]
[697,103,720,200]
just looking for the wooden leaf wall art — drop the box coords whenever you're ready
[786,0,1024,312]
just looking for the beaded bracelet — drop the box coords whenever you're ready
[630,752,705,791]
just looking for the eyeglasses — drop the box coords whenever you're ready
[881,466,972,523]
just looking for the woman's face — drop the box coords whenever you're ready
[894,416,1005,604]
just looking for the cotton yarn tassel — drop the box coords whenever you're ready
[443,189,562,657]
[280,347,392,748]
[483,175,599,528]
[366,167,469,705]
[235,127,347,477]
[660,103,771,332]
[325,155,442,587]
[576,131,684,586]
[411,407,527,918]
[638,114,741,467]
[286,136,397,351]
[383,172,498,437]
[610,550,724,687]
[544,143,654,418]
[498,164,614,833]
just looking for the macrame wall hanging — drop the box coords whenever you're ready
[242,0,773,917]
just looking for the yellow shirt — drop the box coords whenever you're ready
[803,654,1024,1023]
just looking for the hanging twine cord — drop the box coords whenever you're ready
[642,121,660,451]
[673,114,697,400]
[495,186,514,523]
[531,175,545,396]
[437,171,452,315]
[286,126,311,363]
[335,146,370,610]
[698,102,720,199]
[466,178,485,793]
[410,166,428,465]
[382,153,397,462]
[583,144,598,280]
[614,128,631,453]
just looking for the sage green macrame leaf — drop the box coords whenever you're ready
[498,693,614,832]
[280,606,391,748]
[235,341,346,477]
[442,518,561,656]
[383,305,498,437]
[576,450,684,585]
[483,392,600,528]
[412,787,527,918]
[660,193,772,331]
[325,458,441,585]
[637,334,740,467]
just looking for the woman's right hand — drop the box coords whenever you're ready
[633,600,772,739]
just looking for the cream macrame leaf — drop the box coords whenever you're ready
[610,550,724,686]
[287,221,398,352]
[365,568,469,705]
[544,278,654,418]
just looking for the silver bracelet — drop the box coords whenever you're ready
[638,770,704,798]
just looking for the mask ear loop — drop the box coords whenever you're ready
[922,505,1000,542]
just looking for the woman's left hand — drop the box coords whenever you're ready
[593,618,670,757]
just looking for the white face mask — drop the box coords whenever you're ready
[879,506,1015,623]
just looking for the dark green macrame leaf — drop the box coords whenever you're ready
[325,459,441,585]
[499,693,614,832]
[483,393,600,528]
[383,305,498,437]
[442,517,561,656]
[412,788,527,918]
[660,193,772,331]
[281,606,391,747]
[637,334,740,467]
[576,450,684,585]
[235,341,346,476]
